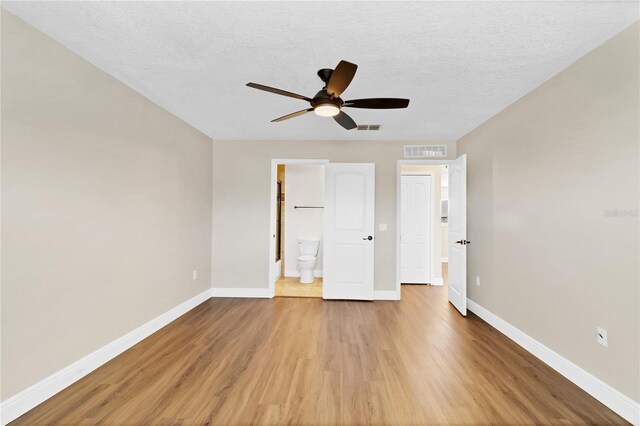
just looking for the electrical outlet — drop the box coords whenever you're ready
[475,276,480,286]
[596,327,608,347]
[192,270,198,280]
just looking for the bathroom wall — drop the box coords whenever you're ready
[283,164,325,277]
[400,164,444,283]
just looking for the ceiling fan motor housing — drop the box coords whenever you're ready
[311,90,343,110]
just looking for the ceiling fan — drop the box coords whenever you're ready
[246,60,410,130]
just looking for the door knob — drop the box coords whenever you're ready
[455,240,471,245]
[363,236,373,241]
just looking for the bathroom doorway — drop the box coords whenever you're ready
[269,159,328,298]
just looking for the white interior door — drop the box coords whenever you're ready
[448,155,467,315]
[323,163,375,300]
[400,175,432,284]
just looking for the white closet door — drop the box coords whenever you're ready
[400,175,432,284]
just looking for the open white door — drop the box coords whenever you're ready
[323,163,375,300]
[448,155,468,315]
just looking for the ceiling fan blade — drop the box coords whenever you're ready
[344,98,410,109]
[247,83,312,102]
[333,111,357,130]
[326,60,358,98]
[271,108,313,122]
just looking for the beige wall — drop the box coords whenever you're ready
[458,22,639,401]
[212,140,456,291]
[1,10,213,400]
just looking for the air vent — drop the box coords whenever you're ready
[357,124,381,131]
[404,145,447,158]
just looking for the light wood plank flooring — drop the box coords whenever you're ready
[12,285,626,425]
[275,276,322,298]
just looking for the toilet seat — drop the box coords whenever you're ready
[297,255,316,262]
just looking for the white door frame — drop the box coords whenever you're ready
[268,159,330,297]
[396,159,455,299]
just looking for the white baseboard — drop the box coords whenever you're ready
[211,287,272,298]
[467,299,640,425]
[441,257,448,263]
[374,290,400,300]
[0,289,212,426]
[284,269,323,278]
[431,277,444,286]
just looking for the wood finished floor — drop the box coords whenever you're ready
[275,276,323,298]
[12,286,626,425]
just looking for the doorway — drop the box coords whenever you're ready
[396,156,468,315]
[274,163,325,298]
[269,160,376,301]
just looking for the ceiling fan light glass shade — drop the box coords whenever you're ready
[314,103,340,117]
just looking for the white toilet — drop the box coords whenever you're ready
[297,239,320,284]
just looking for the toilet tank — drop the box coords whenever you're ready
[297,239,320,256]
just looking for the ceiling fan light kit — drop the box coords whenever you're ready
[247,60,410,130]
[314,104,340,117]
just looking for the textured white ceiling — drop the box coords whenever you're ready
[3,1,638,141]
